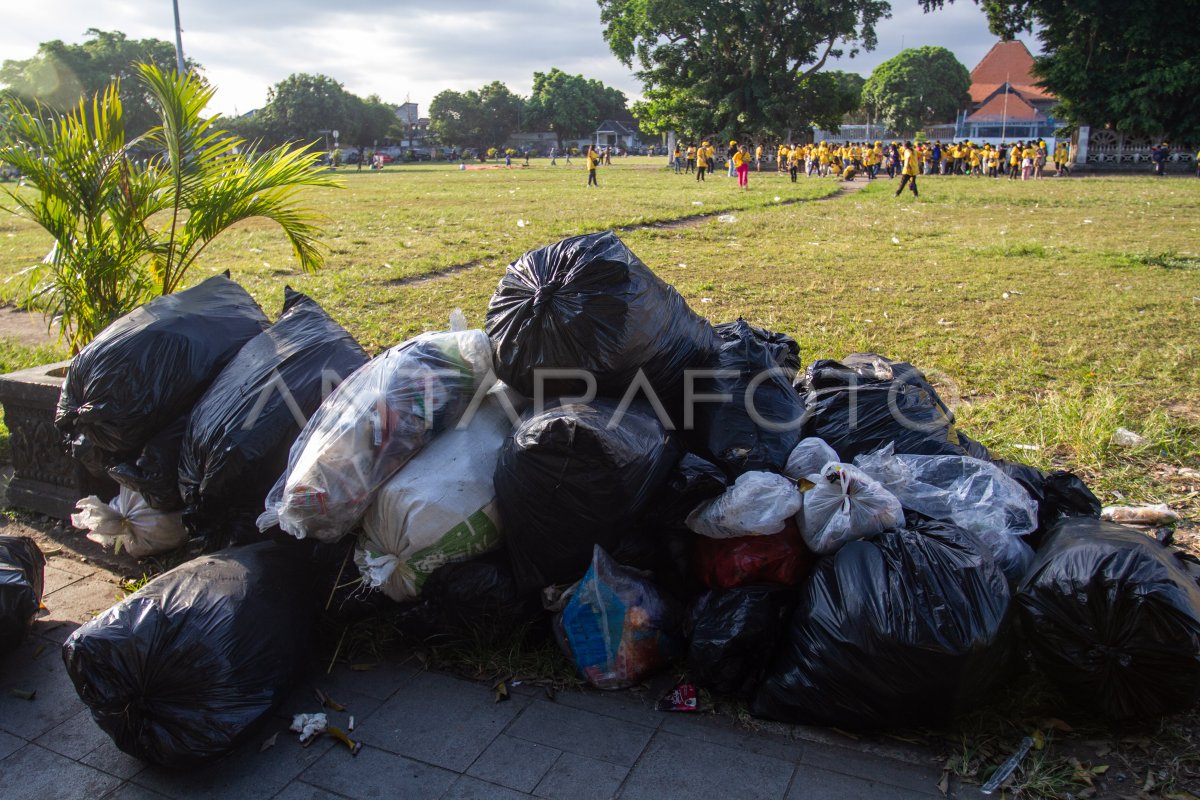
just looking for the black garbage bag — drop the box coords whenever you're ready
[752,520,1014,729]
[642,452,728,530]
[106,416,187,511]
[1017,517,1200,720]
[797,353,968,462]
[179,289,369,550]
[410,548,548,646]
[687,587,796,698]
[952,431,1101,545]
[692,320,805,475]
[0,536,45,654]
[495,398,682,592]
[62,541,315,767]
[485,231,717,412]
[57,273,269,465]
[716,320,801,381]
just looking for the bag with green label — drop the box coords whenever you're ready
[355,391,515,601]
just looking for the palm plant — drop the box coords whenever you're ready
[0,63,338,352]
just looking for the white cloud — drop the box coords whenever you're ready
[0,0,1032,117]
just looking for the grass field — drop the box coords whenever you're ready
[2,159,1198,514]
[3,159,1200,795]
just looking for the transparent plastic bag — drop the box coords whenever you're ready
[258,330,494,542]
[784,437,838,481]
[686,472,802,538]
[555,545,683,690]
[71,487,188,557]
[356,391,515,602]
[799,463,904,554]
[854,445,1037,581]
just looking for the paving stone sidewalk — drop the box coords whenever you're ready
[0,533,985,800]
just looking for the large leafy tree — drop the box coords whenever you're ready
[428,82,525,149]
[477,82,524,148]
[598,0,890,138]
[921,0,1200,138]
[861,46,970,135]
[259,73,355,146]
[526,68,628,146]
[0,29,196,138]
[428,89,483,149]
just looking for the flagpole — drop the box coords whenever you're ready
[1001,72,1009,141]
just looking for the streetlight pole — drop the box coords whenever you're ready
[172,0,186,74]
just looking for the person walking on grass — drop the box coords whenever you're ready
[696,143,709,181]
[895,141,919,198]
[734,144,750,189]
[586,145,599,187]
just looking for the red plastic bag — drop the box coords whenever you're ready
[694,520,813,590]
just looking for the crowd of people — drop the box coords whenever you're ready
[573,138,1200,188]
[667,138,1079,185]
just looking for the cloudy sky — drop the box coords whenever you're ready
[2,1,1032,118]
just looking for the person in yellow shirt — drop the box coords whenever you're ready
[696,142,709,181]
[686,144,697,174]
[734,144,751,188]
[1021,141,1037,180]
[672,143,682,174]
[1053,142,1068,176]
[1009,142,1022,180]
[755,143,764,172]
[894,141,919,198]
[787,144,800,182]
[585,145,600,187]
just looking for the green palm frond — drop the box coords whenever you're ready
[0,63,338,348]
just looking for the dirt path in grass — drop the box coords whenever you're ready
[391,178,872,288]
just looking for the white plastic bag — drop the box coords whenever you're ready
[800,463,904,554]
[853,445,1037,580]
[784,437,839,481]
[355,390,517,602]
[71,487,187,557]
[258,330,494,542]
[686,472,802,538]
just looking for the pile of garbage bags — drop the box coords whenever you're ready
[50,230,1199,769]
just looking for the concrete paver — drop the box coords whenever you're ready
[618,730,796,800]
[506,699,656,767]
[465,733,562,792]
[531,752,628,800]
[353,669,531,771]
[300,744,458,798]
[0,743,122,800]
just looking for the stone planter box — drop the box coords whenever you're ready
[0,360,116,520]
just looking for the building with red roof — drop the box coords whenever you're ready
[953,40,1060,141]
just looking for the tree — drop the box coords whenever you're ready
[0,64,337,351]
[429,89,482,149]
[477,82,523,148]
[259,73,355,146]
[598,0,889,138]
[861,46,970,135]
[357,95,399,148]
[0,29,195,138]
[921,0,1200,138]
[526,68,629,146]
[428,82,524,150]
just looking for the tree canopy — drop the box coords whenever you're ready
[525,68,628,146]
[428,80,544,150]
[598,0,889,138]
[0,29,196,137]
[921,0,1200,138]
[862,46,970,135]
